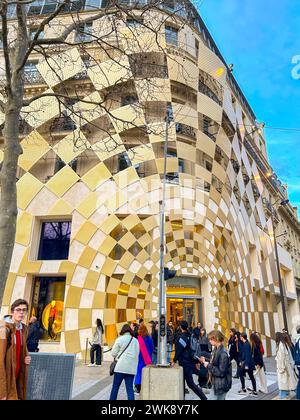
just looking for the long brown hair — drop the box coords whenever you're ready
[138,324,149,337]
[250,333,261,350]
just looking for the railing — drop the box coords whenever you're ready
[176,123,196,140]
[132,63,168,79]
[199,81,222,106]
[51,117,77,132]
[24,70,45,85]
[244,136,287,198]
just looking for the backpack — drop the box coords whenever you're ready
[294,338,300,367]
[190,335,198,353]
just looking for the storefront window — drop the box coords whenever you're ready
[38,221,71,260]
[31,277,66,342]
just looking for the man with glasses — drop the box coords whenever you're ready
[0,299,31,400]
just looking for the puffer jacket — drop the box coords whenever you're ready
[111,333,139,376]
[207,345,232,396]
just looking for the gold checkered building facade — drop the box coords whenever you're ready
[1,1,299,357]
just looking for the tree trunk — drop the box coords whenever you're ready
[0,104,22,306]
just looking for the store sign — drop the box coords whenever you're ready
[26,353,76,400]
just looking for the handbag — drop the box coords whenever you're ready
[110,337,133,376]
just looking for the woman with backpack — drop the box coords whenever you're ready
[109,324,140,400]
[200,330,232,400]
[250,333,268,394]
[275,332,297,400]
[134,324,154,396]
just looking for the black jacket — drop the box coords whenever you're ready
[252,344,264,368]
[27,321,41,352]
[228,336,239,360]
[207,345,232,396]
[167,326,174,344]
[240,341,255,370]
[193,327,201,340]
[174,332,194,367]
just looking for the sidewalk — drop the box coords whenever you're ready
[72,357,284,401]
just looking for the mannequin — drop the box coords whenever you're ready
[48,300,57,340]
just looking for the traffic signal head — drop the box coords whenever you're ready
[164,268,177,281]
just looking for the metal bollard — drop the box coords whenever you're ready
[84,338,89,365]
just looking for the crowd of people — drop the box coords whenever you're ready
[109,319,300,401]
[0,299,299,401]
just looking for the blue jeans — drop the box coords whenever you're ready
[152,350,157,365]
[297,368,300,400]
[167,343,173,363]
[110,373,135,401]
[279,390,290,400]
[208,389,227,400]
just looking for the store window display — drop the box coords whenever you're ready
[31,277,66,342]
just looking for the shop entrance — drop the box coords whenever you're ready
[167,297,203,328]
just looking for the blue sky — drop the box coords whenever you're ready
[197,0,300,211]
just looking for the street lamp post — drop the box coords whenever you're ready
[157,108,171,366]
[271,200,289,333]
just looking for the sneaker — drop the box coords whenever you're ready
[238,389,248,395]
[87,363,95,367]
[134,392,140,396]
[249,391,259,398]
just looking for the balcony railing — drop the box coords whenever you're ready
[132,63,168,79]
[51,117,77,132]
[24,70,45,85]
[176,123,196,140]
[244,137,287,198]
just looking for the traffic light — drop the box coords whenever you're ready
[164,268,177,281]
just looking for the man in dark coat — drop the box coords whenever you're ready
[172,321,207,400]
[27,317,41,353]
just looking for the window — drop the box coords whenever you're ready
[118,152,132,171]
[75,22,93,43]
[165,26,178,46]
[195,39,199,58]
[30,276,66,342]
[38,221,72,260]
[126,19,142,28]
[121,95,138,106]
[85,0,102,9]
[29,28,45,40]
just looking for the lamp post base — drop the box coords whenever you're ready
[141,365,184,400]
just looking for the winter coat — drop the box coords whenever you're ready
[276,342,297,391]
[198,335,212,353]
[252,344,264,368]
[27,321,41,352]
[135,336,154,386]
[174,332,195,367]
[167,326,174,344]
[0,319,29,400]
[228,336,239,360]
[240,341,255,371]
[192,327,201,340]
[92,327,102,346]
[207,345,232,396]
[111,333,139,376]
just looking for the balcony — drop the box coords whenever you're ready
[176,123,196,140]
[132,63,168,79]
[24,70,45,85]
[51,117,77,132]
[244,136,287,198]
[199,70,223,106]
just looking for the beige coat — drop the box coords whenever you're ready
[276,342,297,391]
[0,320,29,400]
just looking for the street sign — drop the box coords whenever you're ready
[26,353,76,400]
[160,314,166,337]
